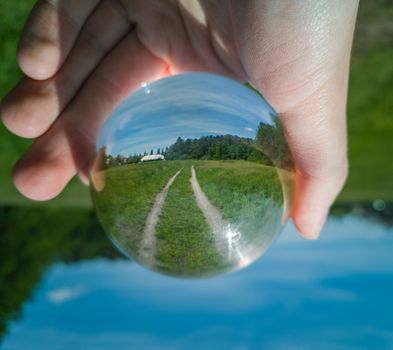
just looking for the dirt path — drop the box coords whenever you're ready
[190,165,244,262]
[139,168,182,265]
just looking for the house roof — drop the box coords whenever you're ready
[141,154,165,161]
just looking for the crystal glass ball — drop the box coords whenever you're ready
[90,72,295,278]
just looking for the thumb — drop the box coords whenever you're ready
[232,0,358,238]
[278,67,349,239]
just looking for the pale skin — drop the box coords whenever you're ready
[1,0,359,239]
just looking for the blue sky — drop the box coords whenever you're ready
[3,216,393,350]
[97,73,275,156]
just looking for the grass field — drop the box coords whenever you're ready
[155,165,224,276]
[195,161,283,244]
[91,161,181,251]
[92,160,284,276]
[0,0,392,206]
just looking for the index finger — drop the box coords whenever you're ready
[18,0,100,80]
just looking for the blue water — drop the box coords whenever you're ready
[2,215,393,350]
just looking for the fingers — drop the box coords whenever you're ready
[18,0,100,80]
[2,0,131,138]
[13,33,167,201]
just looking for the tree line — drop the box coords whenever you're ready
[164,135,272,163]
[104,134,273,167]
[103,118,294,170]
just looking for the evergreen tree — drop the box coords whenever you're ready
[214,143,222,160]
[255,116,294,170]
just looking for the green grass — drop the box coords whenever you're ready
[92,161,182,254]
[340,48,393,201]
[92,160,285,276]
[195,160,284,244]
[155,165,225,277]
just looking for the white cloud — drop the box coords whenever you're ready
[46,286,86,304]
[97,73,273,154]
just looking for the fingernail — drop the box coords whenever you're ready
[306,214,327,240]
[298,213,328,240]
[78,173,90,186]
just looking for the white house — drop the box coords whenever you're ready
[140,154,165,162]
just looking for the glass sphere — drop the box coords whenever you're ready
[90,72,295,278]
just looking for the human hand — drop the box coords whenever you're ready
[1,0,359,239]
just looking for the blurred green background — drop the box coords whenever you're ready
[0,0,392,341]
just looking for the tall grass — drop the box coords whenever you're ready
[155,165,226,277]
[92,162,182,255]
[195,161,284,245]
[93,160,286,275]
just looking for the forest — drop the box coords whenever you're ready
[104,120,294,170]
[105,133,271,167]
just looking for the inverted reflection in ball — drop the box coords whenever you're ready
[90,73,294,278]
